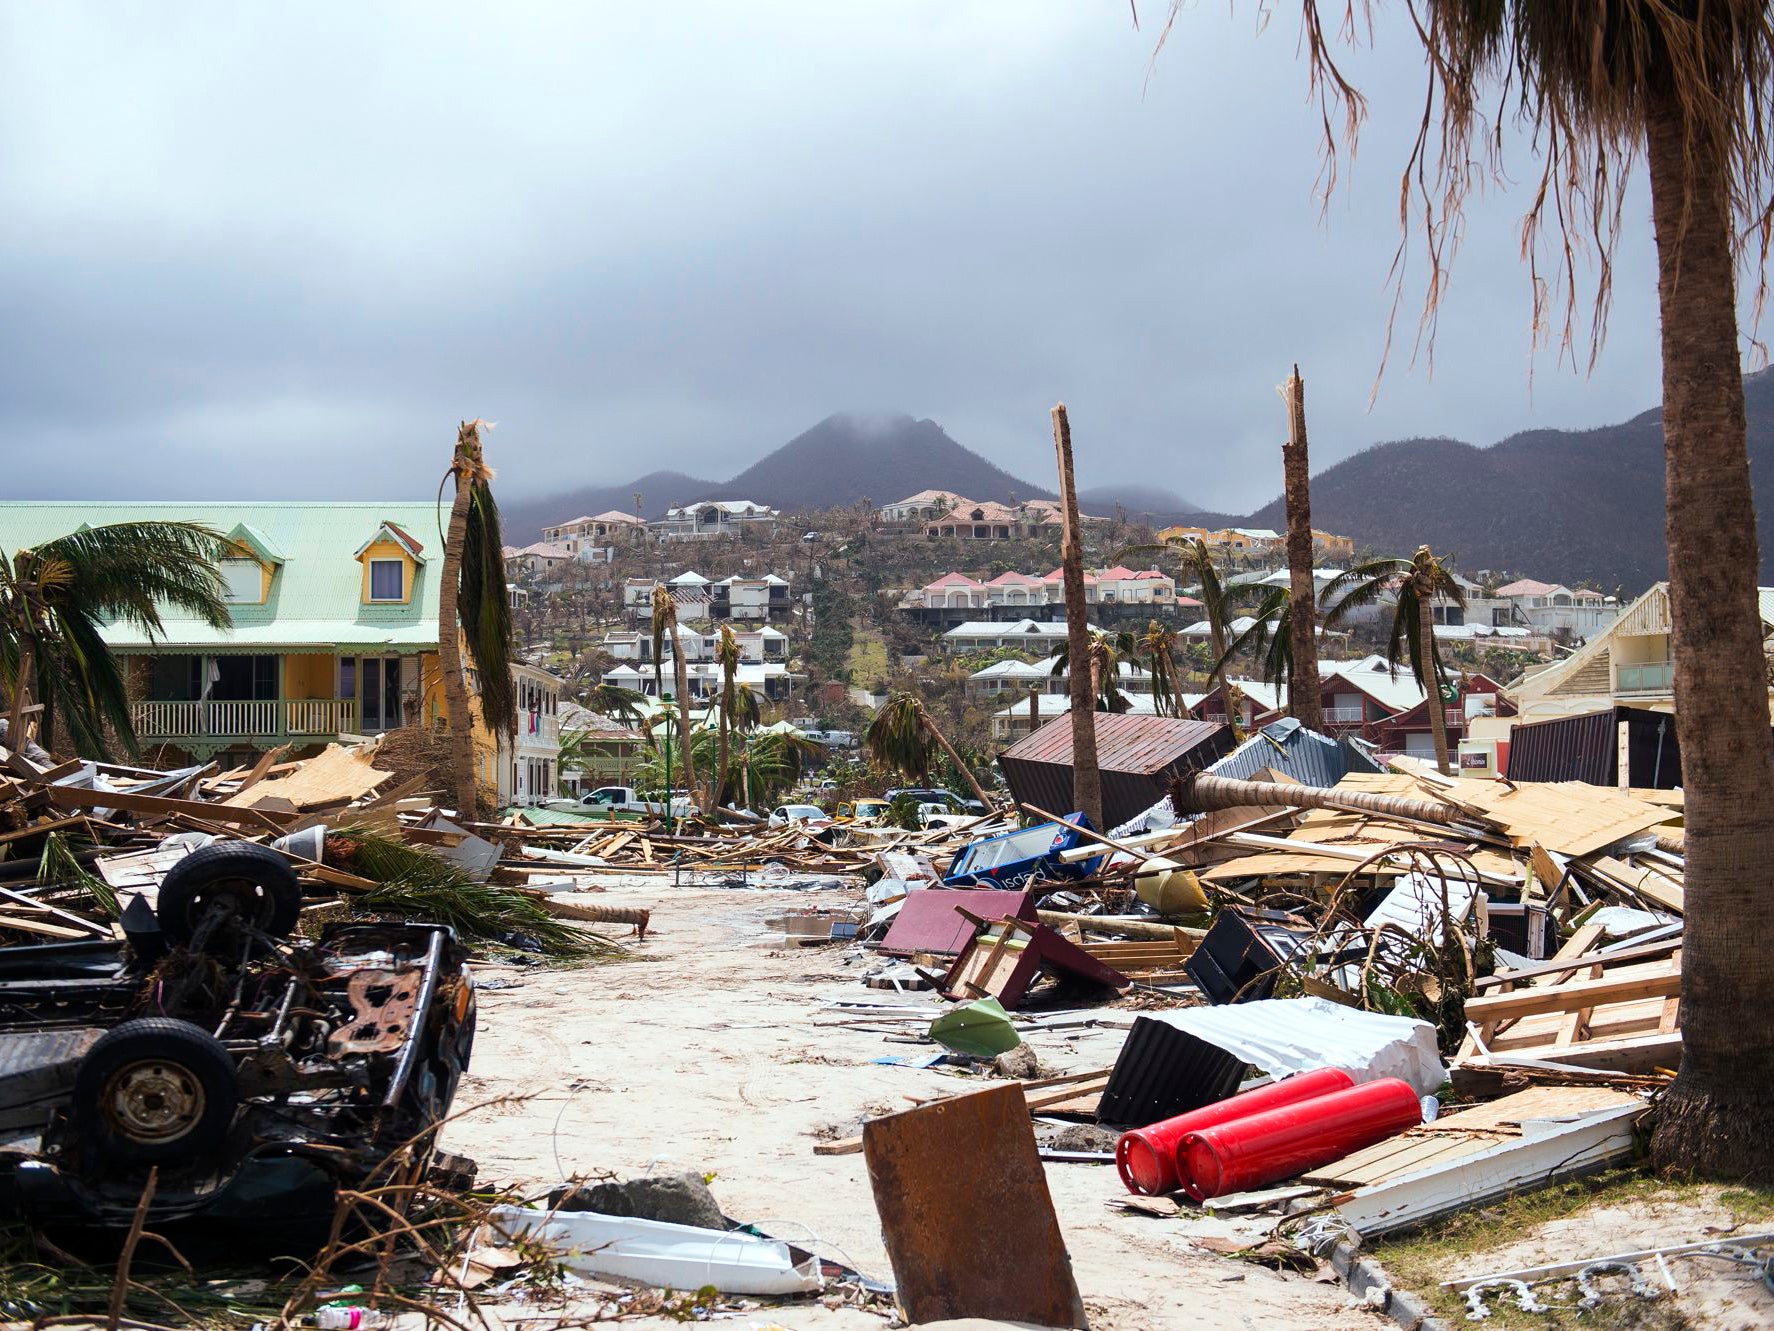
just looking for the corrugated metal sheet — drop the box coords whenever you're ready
[998,713,1234,830]
[1205,718,1376,787]
[1506,706,1689,787]
[1095,1015,1248,1127]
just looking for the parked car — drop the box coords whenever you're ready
[834,798,892,825]
[885,787,988,816]
[917,802,969,831]
[0,842,476,1242]
[767,804,832,828]
[578,785,693,818]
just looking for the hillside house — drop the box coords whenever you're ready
[966,654,1155,701]
[599,624,797,701]
[1494,578,1620,636]
[926,499,1069,540]
[503,541,578,581]
[1155,525,1282,556]
[540,510,644,561]
[879,489,968,524]
[1508,581,1774,721]
[900,566,1187,627]
[623,571,794,622]
[0,501,557,801]
[652,500,778,541]
[939,619,1095,655]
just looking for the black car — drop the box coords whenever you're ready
[0,841,476,1243]
[883,787,989,816]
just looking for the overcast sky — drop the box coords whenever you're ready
[2,2,1706,513]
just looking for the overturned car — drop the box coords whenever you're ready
[0,841,476,1240]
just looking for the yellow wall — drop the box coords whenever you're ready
[358,538,417,605]
[222,541,277,603]
[282,653,336,700]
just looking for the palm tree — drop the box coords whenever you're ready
[1048,629,1137,713]
[584,681,648,732]
[1,522,231,757]
[438,421,515,817]
[1050,403,1102,827]
[648,585,697,803]
[1153,0,1774,1180]
[1137,619,1186,718]
[864,690,992,808]
[710,623,741,811]
[1119,535,1235,673]
[1322,547,1465,774]
[1213,586,1293,709]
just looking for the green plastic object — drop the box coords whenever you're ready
[928,997,1022,1057]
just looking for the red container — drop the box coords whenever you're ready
[1176,1077,1424,1201]
[1115,1067,1355,1195]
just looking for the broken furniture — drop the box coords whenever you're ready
[940,911,1129,1009]
[875,887,1036,959]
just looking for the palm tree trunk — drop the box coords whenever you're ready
[1419,600,1451,775]
[1050,403,1102,827]
[714,686,733,812]
[5,640,33,754]
[667,618,698,802]
[1644,80,1774,1179]
[918,703,992,808]
[1281,366,1324,731]
[439,439,479,816]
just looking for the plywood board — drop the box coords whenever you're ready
[1435,781,1674,858]
[224,743,393,811]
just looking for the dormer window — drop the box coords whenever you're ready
[368,559,405,602]
[220,558,265,603]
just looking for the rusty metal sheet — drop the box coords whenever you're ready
[876,888,1035,958]
[863,1083,1088,1328]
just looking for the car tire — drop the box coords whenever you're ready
[72,1018,240,1167]
[156,842,303,944]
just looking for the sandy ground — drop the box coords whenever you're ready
[441,873,1389,1330]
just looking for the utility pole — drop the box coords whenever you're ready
[1280,366,1324,732]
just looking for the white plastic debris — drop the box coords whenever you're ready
[487,1206,824,1296]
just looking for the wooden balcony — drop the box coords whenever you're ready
[133,698,359,743]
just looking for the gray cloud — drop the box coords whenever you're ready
[0,2,1702,513]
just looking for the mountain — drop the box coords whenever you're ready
[505,413,1067,540]
[1185,370,1774,591]
[1077,483,1199,523]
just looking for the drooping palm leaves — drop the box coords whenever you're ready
[1048,629,1137,713]
[1119,535,1234,666]
[585,681,649,731]
[1,520,230,756]
[438,421,514,814]
[1137,619,1186,718]
[865,689,992,807]
[1323,546,1466,774]
[1212,586,1293,705]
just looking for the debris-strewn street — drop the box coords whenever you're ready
[449,875,1383,1331]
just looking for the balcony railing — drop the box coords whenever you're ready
[133,698,359,742]
[1616,662,1675,695]
[1322,706,1366,725]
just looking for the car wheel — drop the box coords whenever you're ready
[72,1018,239,1167]
[156,842,303,944]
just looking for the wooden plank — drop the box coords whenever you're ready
[1463,970,1682,1022]
[0,913,91,939]
[1474,931,1675,990]
[0,815,87,847]
[44,783,298,828]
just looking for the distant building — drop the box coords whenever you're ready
[1312,529,1356,560]
[622,570,794,622]
[880,489,969,523]
[1493,578,1621,636]
[1154,525,1284,556]
[900,565,1188,628]
[503,541,579,581]
[652,500,778,541]
[541,510,645,561]
[599,624,799,701]
[926,499,1073,540]
[939,618,1096,654]
[501,664,563,806]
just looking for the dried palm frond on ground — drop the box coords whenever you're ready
[328,829,626,961]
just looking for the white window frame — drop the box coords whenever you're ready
[368,558,405,603]
[219,558,263,603]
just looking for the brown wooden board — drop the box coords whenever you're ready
[862,1084,1086,1328]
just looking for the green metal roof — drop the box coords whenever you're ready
[0,501,445,653]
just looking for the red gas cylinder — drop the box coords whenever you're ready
[1115,1067,1355,1195]
[1176,1077,1424,1201]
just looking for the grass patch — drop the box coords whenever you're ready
[844,620,890,690]
[1369,1165,1774,1328]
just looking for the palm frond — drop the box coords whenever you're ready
[458,481,515,737]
